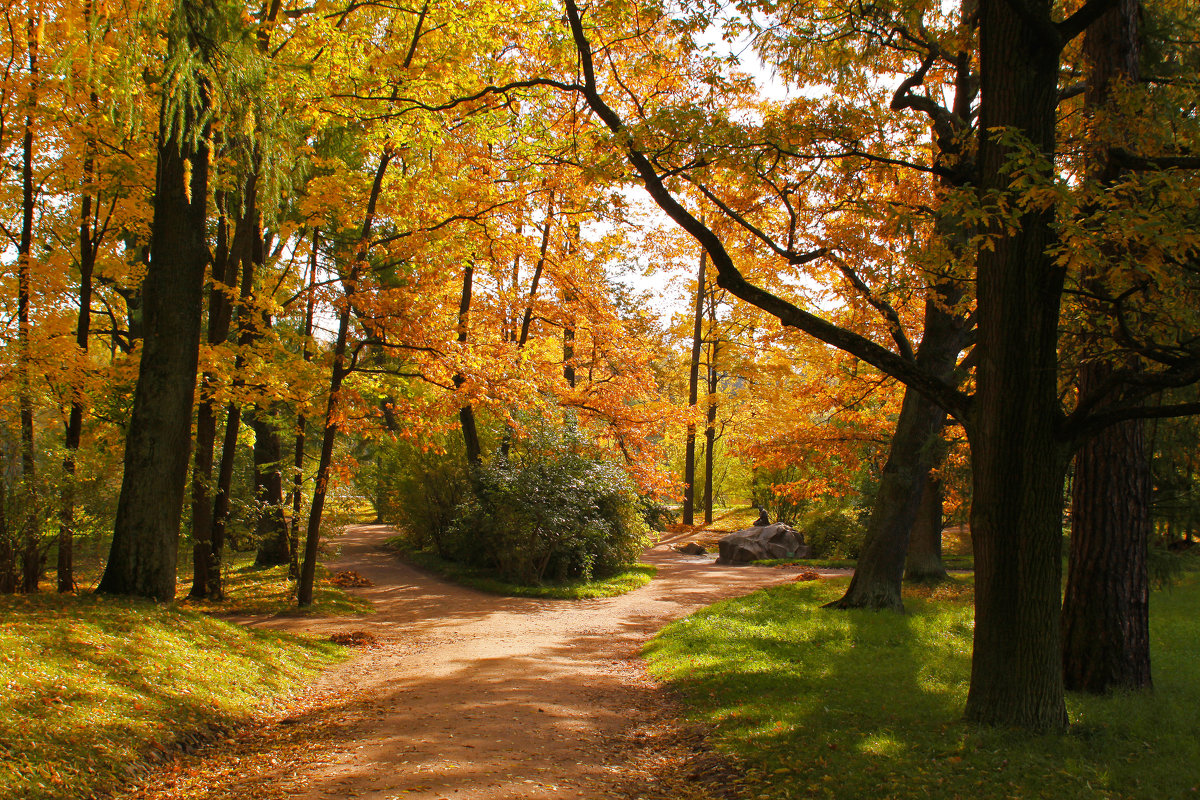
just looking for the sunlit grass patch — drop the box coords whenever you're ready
[646,575,1200,800]
[0,593,345,800]
[180,559,373,616]
[386,537,655,598]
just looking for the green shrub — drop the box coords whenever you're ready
[446,422,650,585]
[359,436,470,558]
[802,509,866,558]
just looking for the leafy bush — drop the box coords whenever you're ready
[802,510,867,559]
[638,496,676,531]
[359,436,470,558]
[446,422,650,585]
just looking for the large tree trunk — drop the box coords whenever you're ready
[1061,0,1152,696]
[829,290,964,610]
[17,12,42,595]
[99,93,210,600]
[963,0,1069,731]
[1063,370,1151,692]
[827,381,950,609]
[905,468,950,583]
[250,408,290,567]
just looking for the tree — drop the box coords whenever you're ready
[548,0,1200,730]
[98,0,220,601]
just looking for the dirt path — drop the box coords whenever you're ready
[125,525,837,800]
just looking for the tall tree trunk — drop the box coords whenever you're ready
[828,297,964,610]
[703,340,719,525]
[684,250,707,526]
[1062,0,1151,694]
[208,197,261,600]
[905,466,950,583]
[250,407,290,567]
[1063,365,1151,691]
[288,230,319,579]
[59,128,99,593]
[99,27,211,600]
[17,11,41,594]
[963,0,1069,730]
[189,197,237,599]
[298,151,392,607]
[454,264,482,466]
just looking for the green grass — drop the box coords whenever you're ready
[385,537,656,599]
[645,574,1200,800]
[751,558,859,569]
[180,559,374,616]
[0,593,347,800]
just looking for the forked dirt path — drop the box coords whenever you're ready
[125,525,835,800]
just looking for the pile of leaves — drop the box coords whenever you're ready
[329,571,374,588]
[327,630,378,648]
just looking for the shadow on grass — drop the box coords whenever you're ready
[0,593,343,800]
[644,576,1200,800]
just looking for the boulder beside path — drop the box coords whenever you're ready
[717,523,809,564]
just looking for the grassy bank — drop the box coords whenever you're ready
[1,589,350,800]
[646,574,1200,800]
[386,537,655,599]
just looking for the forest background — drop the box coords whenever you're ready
[1,0,1199,736]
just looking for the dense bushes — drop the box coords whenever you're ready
[801,510,867,559]
[368,421,650,585]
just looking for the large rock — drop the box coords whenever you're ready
[717,523,809,564]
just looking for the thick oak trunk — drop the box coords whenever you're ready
[99,95,209,601]
[964,0,1069,730]
[1061,0,1151,696]
[905,470,949,583]
[827,382,949,610]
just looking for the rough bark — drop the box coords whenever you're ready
[1061,0,1152,696]
[99,67,210,600]
[963,0,1070,730]
[905,469,950,583]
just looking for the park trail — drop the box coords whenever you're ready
[120,525,837,800]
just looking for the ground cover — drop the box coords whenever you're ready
[385,535,655,598]
[2,580,353,799]
[180,559,373,616]
[645,572,1200,800]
